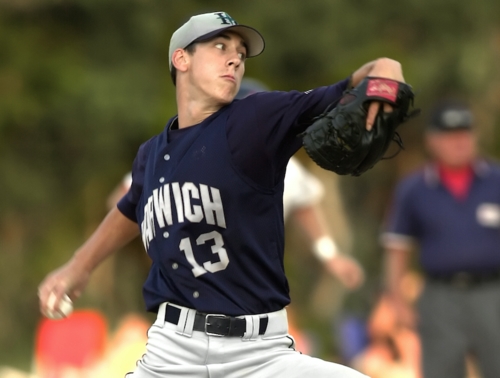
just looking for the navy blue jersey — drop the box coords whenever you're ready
[118,79,348,315]
[383,160,500,275]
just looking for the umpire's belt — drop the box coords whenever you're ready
[165,303,268,337]
[427,269,500,289]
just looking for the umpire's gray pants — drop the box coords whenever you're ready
[418,279,500,378]
[127,302,368,378]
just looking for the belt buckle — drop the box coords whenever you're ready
[205,314,229,337]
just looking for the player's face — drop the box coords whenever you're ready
[426,130,477,168]
[187,32,247,104]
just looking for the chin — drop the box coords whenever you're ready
[215,92,235,105]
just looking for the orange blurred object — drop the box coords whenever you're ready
[96,313,149,377]
[34,310,107,378]
[352,272,424,378]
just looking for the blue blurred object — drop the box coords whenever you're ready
[334,313,369,363]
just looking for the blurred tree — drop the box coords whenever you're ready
[1,0,500,370]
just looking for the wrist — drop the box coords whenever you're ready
[312,236,339,262]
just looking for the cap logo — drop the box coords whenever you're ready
[214,12,237,26]
[441,109,473,128]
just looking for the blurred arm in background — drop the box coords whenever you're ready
[285,157,364,291]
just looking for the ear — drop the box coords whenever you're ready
[172,48,189,73]
[424,133,438,154]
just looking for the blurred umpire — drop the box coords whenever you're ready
[381,100,500,378]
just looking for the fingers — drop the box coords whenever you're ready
[39,277,69,318]
[327,257,365,290]
[367,58,405,82]
[344,265,365,290]
[366,102,394,130]
[366,102,380,130]
[38,265,77,318]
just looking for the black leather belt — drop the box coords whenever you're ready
[165,304,268,337]
[427,270,500,289]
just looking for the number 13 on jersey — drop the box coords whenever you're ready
[179,230,229,277]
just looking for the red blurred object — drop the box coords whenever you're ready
[35,309,107,377]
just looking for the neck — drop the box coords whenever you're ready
[437,162,472,172]
[176,87,226,129]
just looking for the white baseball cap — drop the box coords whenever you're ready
[169,11,265,72]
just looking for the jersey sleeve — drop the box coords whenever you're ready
[380,177,419,251]
[283,157,324,217]
[226,78,349,188]
[117,138,154,222]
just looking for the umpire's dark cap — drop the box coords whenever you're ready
[427,100,474,132]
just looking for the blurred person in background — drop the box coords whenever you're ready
[351,271,423,378]
[381,99,500,378]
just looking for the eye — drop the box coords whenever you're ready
[238,52,246,60]
[215,43,224,50]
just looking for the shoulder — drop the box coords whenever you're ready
[137,121,172,156]
[482,159,500,176]
[230,90,291,109]
[137,135,158,156]
[132,131,166,169]
[394,168,427,198]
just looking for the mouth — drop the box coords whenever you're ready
[221,74,236,82]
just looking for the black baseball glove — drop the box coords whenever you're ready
[300,77,419,176]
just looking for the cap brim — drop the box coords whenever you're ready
[195,25,265,58]
[427,124,473,132]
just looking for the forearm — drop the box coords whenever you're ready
[293,205,338,261]
[384,246,411,298]
[39,207,140,314]
[71,207,140,273]
[293,205,329,241]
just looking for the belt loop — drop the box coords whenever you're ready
[176,306,196,337]
[263,308,288,338]
[155,302,167,327]
[242,314,260,341]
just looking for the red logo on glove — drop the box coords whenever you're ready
[366,79,398,102]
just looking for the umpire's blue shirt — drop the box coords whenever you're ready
[382,160,500,275]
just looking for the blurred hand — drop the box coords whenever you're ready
[38,259,90,318]
[387,293,418,329]
[325,255,365,290]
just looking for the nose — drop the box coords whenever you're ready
[227,54,242,68]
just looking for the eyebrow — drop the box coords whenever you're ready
[216,33,248,53]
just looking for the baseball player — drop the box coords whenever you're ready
[38,11,406,377]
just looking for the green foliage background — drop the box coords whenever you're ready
[1,0,500,370]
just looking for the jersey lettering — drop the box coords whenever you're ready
[183,183,204,223]
[153,184,173,227]
[172,182,184,223]
[200,184,226,228]
[141,195,155,250]
[141,182,227,251]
